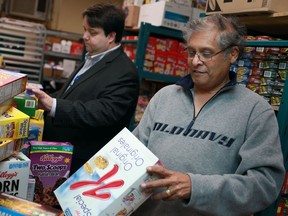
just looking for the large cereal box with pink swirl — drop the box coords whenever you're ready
[54,127,159,216]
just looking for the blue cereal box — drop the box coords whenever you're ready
[54,127,159,216]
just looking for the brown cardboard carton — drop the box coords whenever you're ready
[206,0,288,15]
[125,6,140,28]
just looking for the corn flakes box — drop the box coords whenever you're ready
[54,127,159,216]
[0,152,30,199]
[0,69,27,105]
[0,107,29,141]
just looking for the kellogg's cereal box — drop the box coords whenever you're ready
[0,152,30,199]
[29,141,73,207]
[54,127,159,216]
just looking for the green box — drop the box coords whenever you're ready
[13,93,37,117]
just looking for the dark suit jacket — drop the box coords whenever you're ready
[43,46,139,163]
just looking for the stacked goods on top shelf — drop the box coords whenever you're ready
[0,18,46,83]
[144,36,188,78]
[232,36,287,109]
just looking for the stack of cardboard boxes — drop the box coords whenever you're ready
[0,69,64,215]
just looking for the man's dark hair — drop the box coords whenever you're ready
[82,3,125,43]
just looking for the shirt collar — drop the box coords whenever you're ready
[85,44,121,63]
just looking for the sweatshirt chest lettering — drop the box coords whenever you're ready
[153,122,235,147]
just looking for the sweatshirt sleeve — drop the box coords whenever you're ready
[186,107,285,215]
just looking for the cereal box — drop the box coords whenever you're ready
[29,116,44,141]
[0,139,25,161]
[29,141,73,207]
[0,69,27,105]
[0,192,63,216]
[13,92,37,117]
[0,107,30,141]
[54,127,159,216]
[0,152,30,199]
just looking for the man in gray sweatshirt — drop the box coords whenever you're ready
[132,14,285,216]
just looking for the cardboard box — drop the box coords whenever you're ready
[0,107,30,141]
[0,69,27,105]
[125,6,140,28]
[55,127,159,216]
[29,141,73,207]
[0,139,25,161]
[206,0,288,15]
[29,116,44,141]
[0,98,13,116]
[13,93,37,117]
[0,192,63,216]
[0,152,30,199]
[138,1,192,31]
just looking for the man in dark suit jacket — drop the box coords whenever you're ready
[31,3,139,174]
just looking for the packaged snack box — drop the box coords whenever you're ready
[0,152,30,199]
[0,192,63,216]
[29,141,73,207]
[13,92,37,117]
[0,139,25,161]
[54,127,159,216]
[0,107,30,141]
[0,69,27,105]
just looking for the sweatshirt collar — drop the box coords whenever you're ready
[176,71,237,90]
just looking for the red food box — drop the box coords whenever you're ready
[29,141,73,207]
[70,42,83,56]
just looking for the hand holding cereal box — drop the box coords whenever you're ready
[54,127,159,216]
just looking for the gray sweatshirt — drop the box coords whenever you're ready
[132,73,285,216]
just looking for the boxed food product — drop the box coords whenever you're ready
[0,98,13,116]
[13,92,37,117]
[29,116,44,141]
[29,141,73,207]
[0,152,30,199]
[0,192,63,216]
[138,1,192,31]
[0,107,29,141]
[55,127,159,216]
[205,0,288,15]
[0,139,25,161]
[124,5,140,28]
[0,69,27,105]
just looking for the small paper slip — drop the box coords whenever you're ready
[54,127,159,216]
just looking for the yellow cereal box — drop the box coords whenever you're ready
[0,107,29,141]
[29,115,44,141]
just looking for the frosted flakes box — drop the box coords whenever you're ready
[0,107,30,141]
[0,192,63,216]
[29,141,73,207]
[0,69,27,105]
[54,127,159,216]
[0,152,30,199]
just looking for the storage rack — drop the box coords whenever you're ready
[125,22,288,216]
[0,17,46,83]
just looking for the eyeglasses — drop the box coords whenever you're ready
[185,45,233,62]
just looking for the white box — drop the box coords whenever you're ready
[0,152,30,199]
[55,127,159,216]
[138,1,193,31]
[205,0,288,14]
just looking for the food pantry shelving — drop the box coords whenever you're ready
[124,21,288,216]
